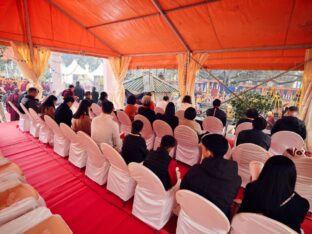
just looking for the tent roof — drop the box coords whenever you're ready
[1,0,312,70]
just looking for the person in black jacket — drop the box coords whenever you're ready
[206,99,227,126]
[239,156,309,233]
[121,120,148,164]
[55,97,74,127]
[271,106,306,140]
[18,87,40,113]
[236,117,271,150]
[91,87,99,103]
[74,81,85,101]
[156,102,179,130]
[138,95,156,124]
[236,108,259,127]
[181,134,241,218]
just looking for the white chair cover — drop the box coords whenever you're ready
[0,171,26,183]
[0,207,52,234]
[78,131,109,185]
[249,161,264,182]
[91,103,102,116]
[100,143,136,201]
[230,213,297,234]
[270,131,305,155]
[235,122,253,137]
[112,112,119,125]
[153,120,173,151]
[8,101,30,132]
[202,116,224,134]
[176,190,231,234]
[174,125,200,166]
[232,143,269,187]
[29,109,53,144]
[224,143,232,160]
[134,115,155,150]
[294,157,312,212]
[116,110,132,135]
[44,116,70,157]
[70,101,79,114]
[155,107,164,115]
[128,163,178,230]
[176,110,185,121]
[60,123,87,168]
[20,104,39,138]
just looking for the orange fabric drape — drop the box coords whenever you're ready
[108,56,131,109]
[177,53,187,98]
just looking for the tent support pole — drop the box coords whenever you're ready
[21,0,34,63]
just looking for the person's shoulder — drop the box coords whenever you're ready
[294,193,310,209]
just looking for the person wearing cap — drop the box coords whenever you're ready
[55,96,74,127]
[180,134,241,218]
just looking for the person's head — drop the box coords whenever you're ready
[64,96,75,107]
[69,85,74,92]
[102,101,114,114]
[73,99,91,119]
[285,106,299,117]
[163,96,169,101]
[212,99,221,108]
[146,92,152,97]
[201,134,229,159]
[267,111,273,117]
[164,102,175,116]
[27,87,39,97]
[252,116,267,130]
[100,92,108,101]
[42,95,57,108]
[141,95,151,107]
[127,95,136,105]
[182,95,192,104]
[160,135,176,153]
[246,108,259,119]
[85,91,91,100]
[92,87,96,92]
[131,120,143,135]
[14,88,19,94]
[75,81,80,87]
[184,107,196,120]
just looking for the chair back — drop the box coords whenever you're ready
[232,143,269,187]
[128,162,166,196]
[176,190,231,233]
[100,143,128,172]
[134,115,154,139]
[249,161,264,182]
[117,110,131,134]
[202,116,224,134]
[44,115,63,136]
[270,131,305,155]
[230,213,297,234]
[91,103,102,116]
[8,101,23,116]
[60,123,79,143]
[175,110,185,121]
[235,122,252,136]
[112,112,119,124]
[155,107,164,115]
[153,120,173,150]
[28,108,44,125]
[20,103,32,120]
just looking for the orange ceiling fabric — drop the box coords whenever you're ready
[0,0,311,70]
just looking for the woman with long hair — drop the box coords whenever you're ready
[98,91,108,107]
[239,156,309,233]
[157,102,179,130]
[179,95,193,111]
[72,99,92,135]
[40,95,57,119]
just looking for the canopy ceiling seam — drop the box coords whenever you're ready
[21,0,34,62]
[206,6,223,49]
[46,0,121,56]
[282,0,296,56]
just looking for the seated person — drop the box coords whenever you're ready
[143,135,179,190]
[40,95,57,119]
[124,95,138,121]
[61,85,75,99]
[98,91,108,107]
[236,108,259,127]
[179,95,193,111]
[236,117,271,150]
[72,99,92,135]
[145,92,155,110]
[156,96,169,111]
[239,156,309,233]
[84,91,93,104]
[181,134,241,218]
[180,107,203,135]
[91,101,122,151]
[157,102,179,130]
[271,106,306,140]
[121,120,148,164]
[138,95,156,124]
[206,99,227,126]
[18,87,40,113]
[55,96,74,127]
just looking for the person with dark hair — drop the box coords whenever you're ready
[236,117,271,150]
[206,99,227,126]
[236,108,259,127]
[271,106,306,139]
[239,156,309,233]
[145,92,155,110]
[91,87,99,104]
[55,96,74,127]
[138,95,156,124]
[157,102,179,130]
[143,135,179,190]
[179,95,193,111]
[62,85,75,99]
[181,134,241,218]
[121,120,148,164]
[72,99,92,135]
[180,107,203,135]
[124,95,137,121]
[84,91,92,104]
[40,95,57,119]
[18,87,40,113]
[98,91,108,107]
[6,88,20,121]
[156,95,169,111]
[91,101,122,151]
[74,81,85,101]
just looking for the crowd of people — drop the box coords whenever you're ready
[3,82,311,233]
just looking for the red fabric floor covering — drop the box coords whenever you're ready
[0,121,311,234]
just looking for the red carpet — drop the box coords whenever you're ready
[0,121,311,234]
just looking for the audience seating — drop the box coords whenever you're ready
[153,120,173,151]
[29,108,53,144]
[234,122,252,139]
[129,162,179,230]
[116,110,131,135]
[249,161,264,182]
[270,131,305,155]
[78,131,109,185]
[202,116,224,134]
[112,112,120,125]
[230,213,297,234]
[176,190,231,234]
[155,107,164,115]
[8,101,30,132]
[60,123,87,168]
[175,110,185,121]
[174,125,201,166]
[91,103,102,116]
[134,115,155,150]
[100,143,136,202]
[0,158,25,182]
[20,104,39,138]
[232,143,269,187]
